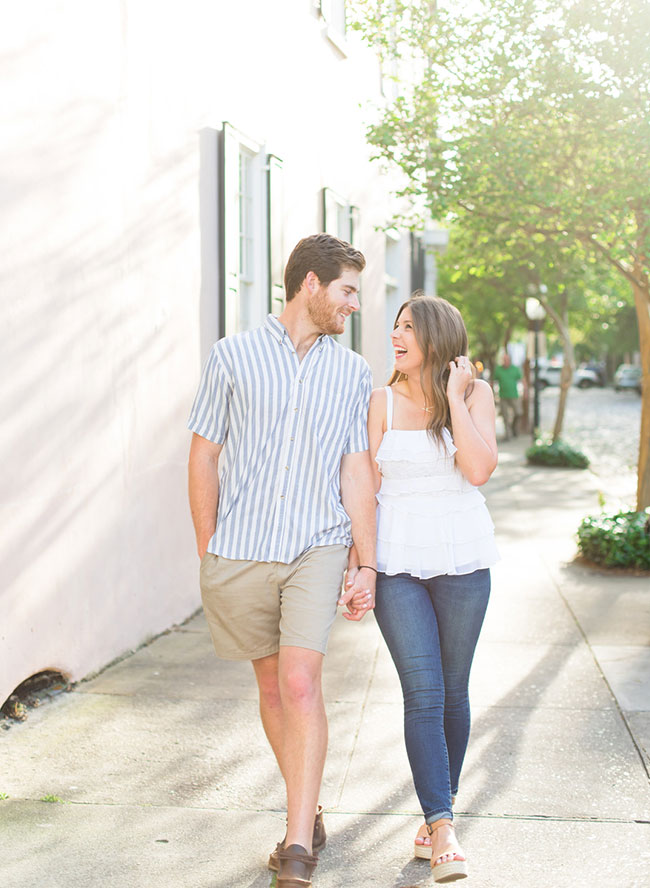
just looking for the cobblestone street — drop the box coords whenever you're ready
[519,385,642,508]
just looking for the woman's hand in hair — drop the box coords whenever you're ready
[448,377,498,486]
[447,356,473,403]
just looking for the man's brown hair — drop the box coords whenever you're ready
[284,233,366,301]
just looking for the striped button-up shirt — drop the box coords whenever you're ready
[188,314,372,563]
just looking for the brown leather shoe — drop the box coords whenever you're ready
[268,806,326,871]
[277,844,318,887]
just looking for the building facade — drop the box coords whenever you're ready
[0,0,445,707]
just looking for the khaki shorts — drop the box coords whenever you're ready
[200,544,349,660]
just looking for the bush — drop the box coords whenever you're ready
[577,510,650,569]
[526,437,590,469]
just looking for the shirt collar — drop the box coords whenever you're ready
[264,314,330,349]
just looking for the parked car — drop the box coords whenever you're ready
[613,364,642,394]
[574,364,604,388]
[532,359,603,389]
[582,361,607,386]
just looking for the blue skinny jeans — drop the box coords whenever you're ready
[374,569,490,824]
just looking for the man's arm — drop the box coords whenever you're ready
[338,450,377,621]
[188,433,223,559]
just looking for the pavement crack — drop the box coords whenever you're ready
[332,638,381,808]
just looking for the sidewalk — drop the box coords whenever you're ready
[2,437,649,888]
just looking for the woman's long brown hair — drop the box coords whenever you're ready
[388,292,474,443]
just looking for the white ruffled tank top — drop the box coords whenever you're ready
[376,386,499,578]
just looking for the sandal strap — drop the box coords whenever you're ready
[426,818,453,836]
[277,847,318,866]
[426,820,466,866]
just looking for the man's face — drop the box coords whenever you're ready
[307,267,361,335]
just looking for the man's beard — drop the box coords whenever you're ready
[307,287,346,335]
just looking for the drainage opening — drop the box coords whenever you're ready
[1,671,71,728]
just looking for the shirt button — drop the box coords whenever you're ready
[285,466,289,470]
[290,437,294,442]
[280,495,285,499]
[299,378,303,383]
[294,407,298,412]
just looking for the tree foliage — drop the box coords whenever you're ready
[570,279,637,365]
[436,228,524,371]
[438,227,618,439]
[351,0,650,507]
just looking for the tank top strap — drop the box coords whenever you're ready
[384,385,394,430]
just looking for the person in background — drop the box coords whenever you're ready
[493,353,522,439]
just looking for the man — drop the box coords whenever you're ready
[493,353,522,439]
[187,234,377,888]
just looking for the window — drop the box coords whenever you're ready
[220,123,284,336]
[321,187,360,352]
[385,232,402,376]
[410,232,425,293]
[421,227,450,295]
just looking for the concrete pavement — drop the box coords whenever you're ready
[2,436,649,888]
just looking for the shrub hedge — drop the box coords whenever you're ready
[526,438,589,469]
[577,510,650,569]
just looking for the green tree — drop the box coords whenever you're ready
[352,0,650,508]
[571,280,637,371]
[438,226,616,440]
[436,229,523,374]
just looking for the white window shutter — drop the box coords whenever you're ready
[267,154,284,315]
[222,122,240,337]
[349,205,360,246]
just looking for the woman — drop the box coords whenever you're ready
[347,294,499,882]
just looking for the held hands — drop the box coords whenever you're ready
[338,566,375,621]
[447,355,473,402]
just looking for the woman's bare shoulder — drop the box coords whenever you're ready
[369,386,388,412]
[467,378,495,405]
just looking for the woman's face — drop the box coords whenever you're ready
[391,307,426,375]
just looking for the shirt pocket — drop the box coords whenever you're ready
[304,384,355,447]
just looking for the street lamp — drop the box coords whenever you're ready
[525,293,547,440]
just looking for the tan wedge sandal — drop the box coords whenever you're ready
[413,797,457,860]
[426,819,468,883]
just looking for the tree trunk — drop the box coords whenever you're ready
[552,341,575,443]
[539,296,575,442]
[632,276,650,510]
[521,357,531,434]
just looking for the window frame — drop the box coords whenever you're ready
[219,122,271,337]
[321,186,361,353]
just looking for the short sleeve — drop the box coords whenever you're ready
[343,366,372,454]
[187,345,232,444]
